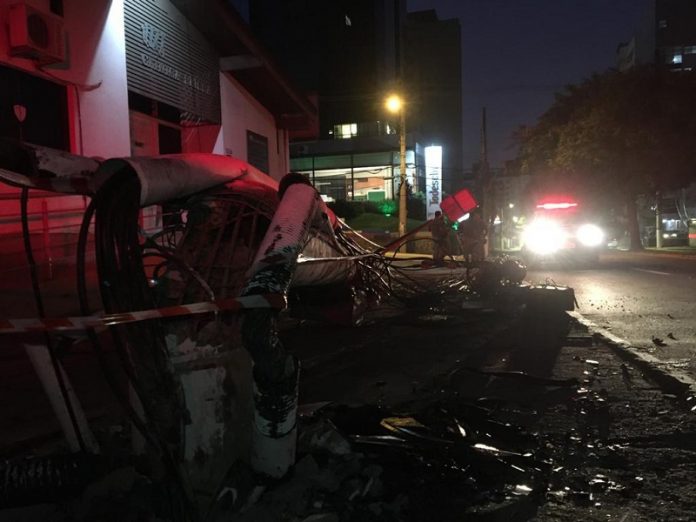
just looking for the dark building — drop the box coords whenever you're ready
[248,0,463,210]
[655,0,696,70]
[616,3,655,71]
[405,10,463,194]
[654,0,696,242]
[250,0,401,138]
[617,1,696,71]
[617,0,696,245]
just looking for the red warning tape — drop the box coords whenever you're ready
[0,293,286,334]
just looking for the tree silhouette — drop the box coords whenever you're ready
[516,66,696,249]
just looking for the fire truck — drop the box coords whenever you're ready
[520,195,605,266]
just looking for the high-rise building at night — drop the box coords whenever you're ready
[655,0,696,71]
[249,0,464,206]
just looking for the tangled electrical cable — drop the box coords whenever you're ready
[80,170,195,521]
[334,222,476,309]
[75,170,487,520]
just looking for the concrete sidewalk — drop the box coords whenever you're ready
[495,245,696,260]
[619,246,696,258]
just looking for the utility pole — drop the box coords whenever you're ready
[386,94,408,238]
[398,107,407,237]
[398,4,405,239]
[479,107,491,257]
[656,191,663,249]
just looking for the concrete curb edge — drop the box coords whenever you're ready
[568,311,696,398]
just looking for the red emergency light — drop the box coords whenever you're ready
[536,202,578,210]
[534,193,579,211]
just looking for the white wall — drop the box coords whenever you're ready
[62,0,130,157]
[0,0,130,158]
[220,73,289,181]
[0,0,130,248]
[1,0,291,170]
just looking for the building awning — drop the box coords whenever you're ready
[170,0,317,132]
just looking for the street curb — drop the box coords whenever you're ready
[568,311,696,398]
[607,250,696,261]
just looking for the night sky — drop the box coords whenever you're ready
[406,0,653,171]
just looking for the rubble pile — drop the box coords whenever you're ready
[225,401,551,522]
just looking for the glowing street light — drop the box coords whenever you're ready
[385,94,407,237]
[385,94,403,114]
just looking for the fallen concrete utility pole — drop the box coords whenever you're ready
[241,179,331,478]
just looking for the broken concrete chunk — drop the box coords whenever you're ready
[301,513,339,522]
[298,402,334,418]
[310,468,343,493]
[228,504,278,522]
[298,418,352,455]
[294,455,320,480]
[265,477,312,514]
[361,463,384,478]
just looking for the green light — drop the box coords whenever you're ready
[378,200,397,215]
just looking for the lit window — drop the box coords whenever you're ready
[686,46,696,55]
[333,123,358,139]
[672,54,683,64]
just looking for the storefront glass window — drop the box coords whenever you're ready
[333,123,358,139]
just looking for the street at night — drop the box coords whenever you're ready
[2,0,696,521]
[532,251,696,386]
[272,256,696,522]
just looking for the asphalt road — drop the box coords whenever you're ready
[528,250,696,382]
[282,271,696,521]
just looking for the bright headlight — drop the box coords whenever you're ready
[576,224,604,247]
[523,219,565,255]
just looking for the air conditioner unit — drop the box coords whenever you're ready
[8,2,66,64]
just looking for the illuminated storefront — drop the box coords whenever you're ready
[290,147,426,203]
[291,142,443,219]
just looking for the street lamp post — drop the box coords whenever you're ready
[386,94,407,237]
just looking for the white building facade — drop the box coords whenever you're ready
[0,0,315,173]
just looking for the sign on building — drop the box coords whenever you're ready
[425,145,442,220]
[124,0,221,124]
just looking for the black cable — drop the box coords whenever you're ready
[92,171,196,521]
[76,198,163,452]
[76,198,96,315]
[21,187,88,453]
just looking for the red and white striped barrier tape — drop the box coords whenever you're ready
[0,293,286,334]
